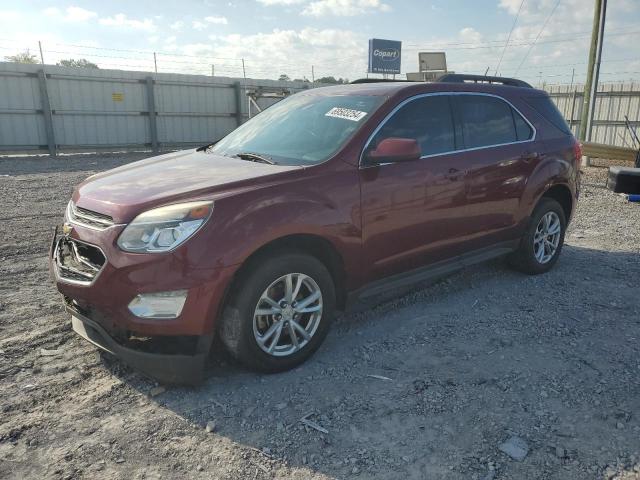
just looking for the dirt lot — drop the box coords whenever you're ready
[0,153,639,480]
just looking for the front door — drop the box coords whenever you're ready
[359,94,469,282]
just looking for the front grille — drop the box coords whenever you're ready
[67,202,114,230]
[54,237,106,285]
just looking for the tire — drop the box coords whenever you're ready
[218,253,336,373]
[508,197,567,275]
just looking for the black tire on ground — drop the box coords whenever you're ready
[218,253,336,373]
[508,197,567,275]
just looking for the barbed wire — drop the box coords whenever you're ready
[2,30,640,84]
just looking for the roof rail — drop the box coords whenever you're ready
[436,73,533,88]
[350,78,414,84]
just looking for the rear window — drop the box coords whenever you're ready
[524,95,572,135]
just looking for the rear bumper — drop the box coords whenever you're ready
[68,305,209,385]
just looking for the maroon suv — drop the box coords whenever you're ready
[51,75,580,384]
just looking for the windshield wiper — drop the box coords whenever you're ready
[234,152,275,165]
[196,141,218,152]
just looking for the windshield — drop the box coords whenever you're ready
[209,93,383,166]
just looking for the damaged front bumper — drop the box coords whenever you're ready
[49,226,227,386]
[68,304,210,385]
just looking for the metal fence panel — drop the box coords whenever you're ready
[546,82,640,149]
[0,62,309,154]
[0,68,46,149]
[4,61,636,156]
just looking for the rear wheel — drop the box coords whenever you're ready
[508,197,566,275]
[219,253,335,372]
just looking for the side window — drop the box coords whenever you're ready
[371,96,455,157]
[513,110,533,141]
[457,96,521,148]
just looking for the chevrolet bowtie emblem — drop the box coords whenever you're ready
[62,222,73,236]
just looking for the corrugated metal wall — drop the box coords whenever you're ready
[0,62,310,154]
[546,82,640,149]
[2,61,639,155]
[0,67,47,149]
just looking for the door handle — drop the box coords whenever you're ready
[445,167,463,181]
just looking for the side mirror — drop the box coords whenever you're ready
[365,137,421,165]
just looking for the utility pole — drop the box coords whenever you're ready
[211,64,214,77]
[38,41,45,65]
[153,52,158,74]
[242,58,250,118]
[311,65,315,86]
[569,68,575,90]
[579,0,607,166]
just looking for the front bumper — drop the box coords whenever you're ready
[50,224,237,384]
[50,225,237,336]
[68,305,209,384]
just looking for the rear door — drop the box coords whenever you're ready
[359,94,471,281]
[452,94,537,246]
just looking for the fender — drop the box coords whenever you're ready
[205,166,363,285]
[518,154,574,223]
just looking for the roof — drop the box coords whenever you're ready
[306,82,421,96]
[305,81,547,98]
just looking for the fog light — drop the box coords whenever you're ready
[128,290,187,319]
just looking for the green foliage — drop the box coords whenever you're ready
[4,50,39,64]
[57,58,100,69]
[316,76,349,85]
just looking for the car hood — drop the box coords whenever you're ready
[73,149,300,222]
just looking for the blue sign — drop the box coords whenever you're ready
[368,38,402,74]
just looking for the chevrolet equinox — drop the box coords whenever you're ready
[51,74,581,383]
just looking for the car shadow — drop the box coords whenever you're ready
[103,243,640,479]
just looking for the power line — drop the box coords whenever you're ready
[404,24,640,49]
[514,0,562,75]
[2,24,640,65]
[495,0,525,75]
[507,57,640,71]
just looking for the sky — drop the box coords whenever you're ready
[0,0,639,85]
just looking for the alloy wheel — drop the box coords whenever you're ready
[252,273,323,357]
[533,211,561,264]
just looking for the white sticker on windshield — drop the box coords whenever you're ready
[325,107,368,122]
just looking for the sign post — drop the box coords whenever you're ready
[368,39,402,75]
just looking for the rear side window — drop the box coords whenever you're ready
[457,95,532,148]
[514,113,533,141]
[371,95,455,156]
[524,95,572,135]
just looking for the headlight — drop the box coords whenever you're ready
[117,201,213,253]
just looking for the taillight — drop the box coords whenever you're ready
[573,140,583,164]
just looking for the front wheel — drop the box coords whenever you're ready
[219,253,335,372]
[508,197,566,275]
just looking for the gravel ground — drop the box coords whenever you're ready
[0,153,639,480]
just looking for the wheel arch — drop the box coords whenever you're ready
[540,183,573,221]
[222,234,348,314]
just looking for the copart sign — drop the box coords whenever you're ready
[368,38,402,74]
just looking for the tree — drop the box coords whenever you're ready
[57,58,99,69]
[278,74,291,82]
[316,76,349,85]
[4,50,39,64]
